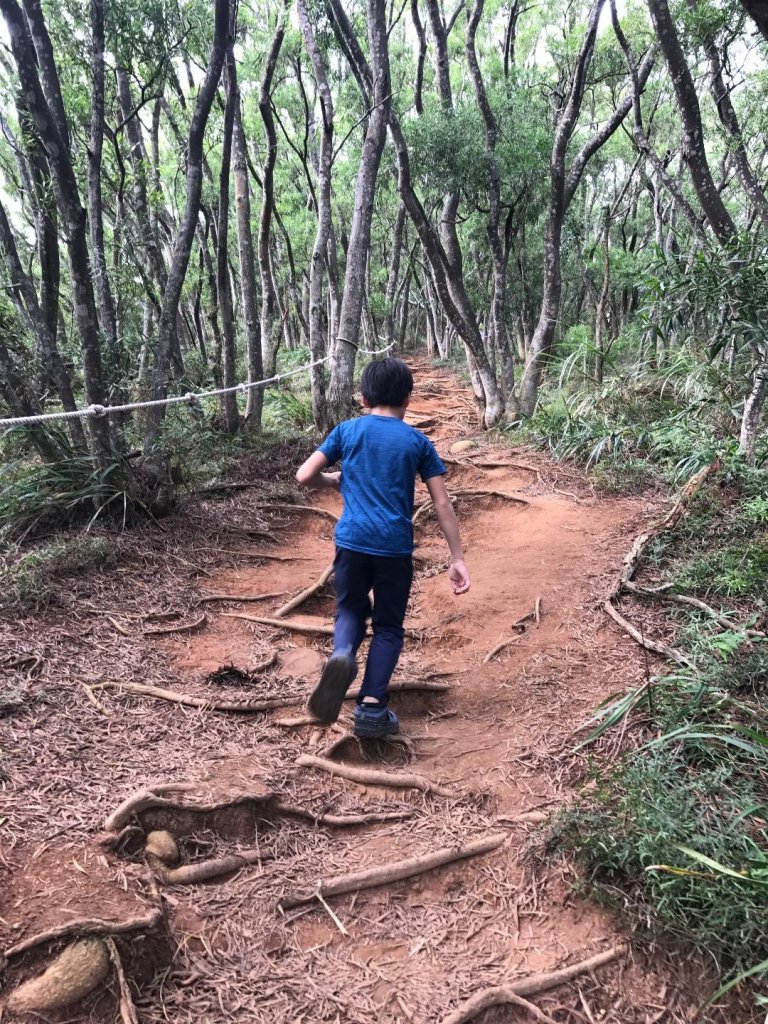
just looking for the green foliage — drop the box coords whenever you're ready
[1,535,113,609]
[549,753,768,974]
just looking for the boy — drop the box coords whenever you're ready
[295,357,470,739]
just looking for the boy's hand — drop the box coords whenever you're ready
[449,558,470,595]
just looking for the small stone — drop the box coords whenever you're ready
[450,439,477,454]
[144,830,180,865]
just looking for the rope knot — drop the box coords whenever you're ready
[88,404,107,418]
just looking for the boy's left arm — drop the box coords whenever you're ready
[295,451,340,491]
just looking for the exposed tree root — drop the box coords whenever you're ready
[273,802,413,827]
[6,938,111,1013]
[105,937,140,1024]
[613,460,720,595]
[222,613,335,636]
[483,600,542,663]
[603,461,721,665]
[623,580,766,638]
[93,681,304,715]
[602,599,695,667]
[103,780,273,832]
[255,502,339,522]
[296,753,454,797]
[149,849,268,884]
[279,832,506,910]
[437,945,626,1024]
[275,562,334,618]
[142,613,207,636]
[415,489,531,527]
[197,591,286,605]
[5,909,164,959]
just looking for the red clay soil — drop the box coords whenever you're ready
[0,363,736,1022]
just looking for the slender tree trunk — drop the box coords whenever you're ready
[258,1,288,379]
[297,0,331,429]
[217,39,239,434]
[143,0,229,450]
[384,202,406,347]
[89,0,121,390]
[2,0,114,463]
[326,0,392,423]
[232,99,263,430]
[594,207,610,386]
[647,0,736,245]
[739,346,768,464]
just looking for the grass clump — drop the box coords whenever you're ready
[550,752,768,974]
[1,535,113,609]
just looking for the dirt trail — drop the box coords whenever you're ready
[0,364,678,1022]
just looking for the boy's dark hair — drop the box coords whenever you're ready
[360,357,413,408]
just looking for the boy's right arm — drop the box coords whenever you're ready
[295,451,340,490]
[425,475,470,595]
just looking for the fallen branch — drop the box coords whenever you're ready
[278,832,506,909]
[142,613,207,636]
[483,600,542,663]
[273,801,413,827]
[104,780,273,832]
[5,908,164,959]
[222,613,334,636]
[296,753,455,798]
[93,680,303,715]
[602,599,695,667]
[275,562,334,618]
[197,591,286,605]
[255,502,339,522]
[438,946,626,1024]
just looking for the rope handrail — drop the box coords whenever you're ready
[0,342,395,429]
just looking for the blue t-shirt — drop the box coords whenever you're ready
[318,415,446,557]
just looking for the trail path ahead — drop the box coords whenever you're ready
[1,364,678,1022]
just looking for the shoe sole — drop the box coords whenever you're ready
[308,655,354,724]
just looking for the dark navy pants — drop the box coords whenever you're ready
[332,547,413,705]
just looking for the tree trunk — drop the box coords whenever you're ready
[384,202,406,348]
[217,39,239,434]
[739,346,768,464]
[647,0,736,245]
[326,0,392,423]
[297,0,331,430]
[2,0,113,464]
[143,0,229,450]
[258,1,288,379]
[232,98,263,430]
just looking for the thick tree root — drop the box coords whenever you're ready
[222,613,334,635]
[275,562,334,618]
[5,909,163,959]
[103,780,273,832]
[437,945,626,1024]
[296,753,454,797]
[6,938,110,1012]
[279,832,506,909]
[94,681,303,714]
[273,802,413,826]
[149,849,268,884]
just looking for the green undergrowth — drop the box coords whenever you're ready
[524,379,768,1012]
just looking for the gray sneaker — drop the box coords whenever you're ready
[308,649,356,724]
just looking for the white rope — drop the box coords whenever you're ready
[0,342,396,429]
